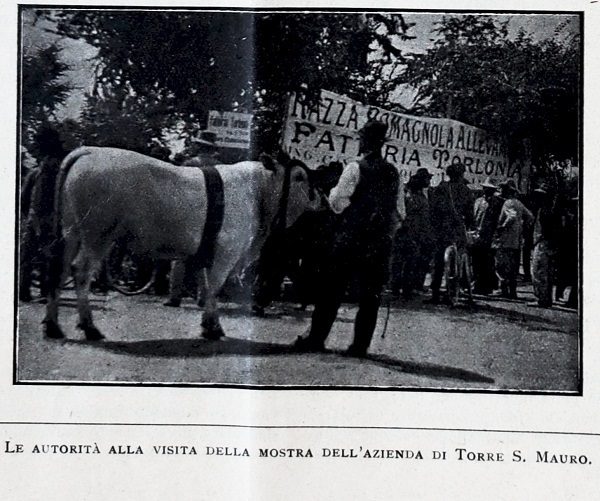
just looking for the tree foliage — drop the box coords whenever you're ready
[21,43,72,158]
[399,15,580,163]
[74,94,167,153]
[22,11,580,166]
[36,10,411,153]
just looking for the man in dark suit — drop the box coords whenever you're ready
[426,163,475,304]
[294,120,400,357]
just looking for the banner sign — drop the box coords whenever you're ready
[207,111,252,149]
[281,90,521,189]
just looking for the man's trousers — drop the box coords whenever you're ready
[531,240,553,307]
[308,246,390,352]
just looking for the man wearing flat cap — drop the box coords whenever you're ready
[427,162,474,304]
[294,119,402,357]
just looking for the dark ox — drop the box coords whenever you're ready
[42,146,322,341]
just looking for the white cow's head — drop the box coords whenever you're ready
[260,154,326,229]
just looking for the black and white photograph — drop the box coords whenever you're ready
[15,7,581,392]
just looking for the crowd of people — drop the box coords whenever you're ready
[19,120,580,357]
[255,140,580,321]
[396,163,578,309]
[247,123,580,357]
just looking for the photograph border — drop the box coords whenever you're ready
[13,4,584,395]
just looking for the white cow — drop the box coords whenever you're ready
[42,146,322,341]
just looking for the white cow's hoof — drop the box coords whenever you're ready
[85,328,105,341]
[43,320,65,339]
[201,328,225,340]
[77,322,105,341]
[201,316,225,340]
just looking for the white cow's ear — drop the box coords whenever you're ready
[259,153,276,171]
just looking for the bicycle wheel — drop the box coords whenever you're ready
[106,243,156,296]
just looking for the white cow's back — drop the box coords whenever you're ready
[62,147,209,257]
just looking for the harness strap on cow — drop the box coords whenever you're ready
[269,160,295,239]
[191,165,225,268]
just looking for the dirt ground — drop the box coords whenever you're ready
[15,280,579,392]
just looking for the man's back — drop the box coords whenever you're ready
[474,194,503,246]
[404,189,433,244]
[495,198,534,249]
[335,155,399,250]
[430,180,474,246]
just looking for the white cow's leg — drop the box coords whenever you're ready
[43,235,76,339]
[200,254,237,340]
[72,244,104,341]
[200,268,224,340]
[194,265,206,307]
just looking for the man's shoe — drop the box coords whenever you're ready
[251,305,266,317]
[164,299,181,308]
[527,301,551,308]
[346,344,368,358]
[293,335,325,353]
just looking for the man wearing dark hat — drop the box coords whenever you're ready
[181,131,219,167]
[493,179,534,299]
[427,162,474,304]
[471,177,503,295]
[389,168,434,299]
[294,120,400,357]
[172,130,218,166]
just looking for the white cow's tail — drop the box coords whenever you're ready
[46,147,93,292]
[52,147,93,237]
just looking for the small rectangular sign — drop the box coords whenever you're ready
[207,111,253,149]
